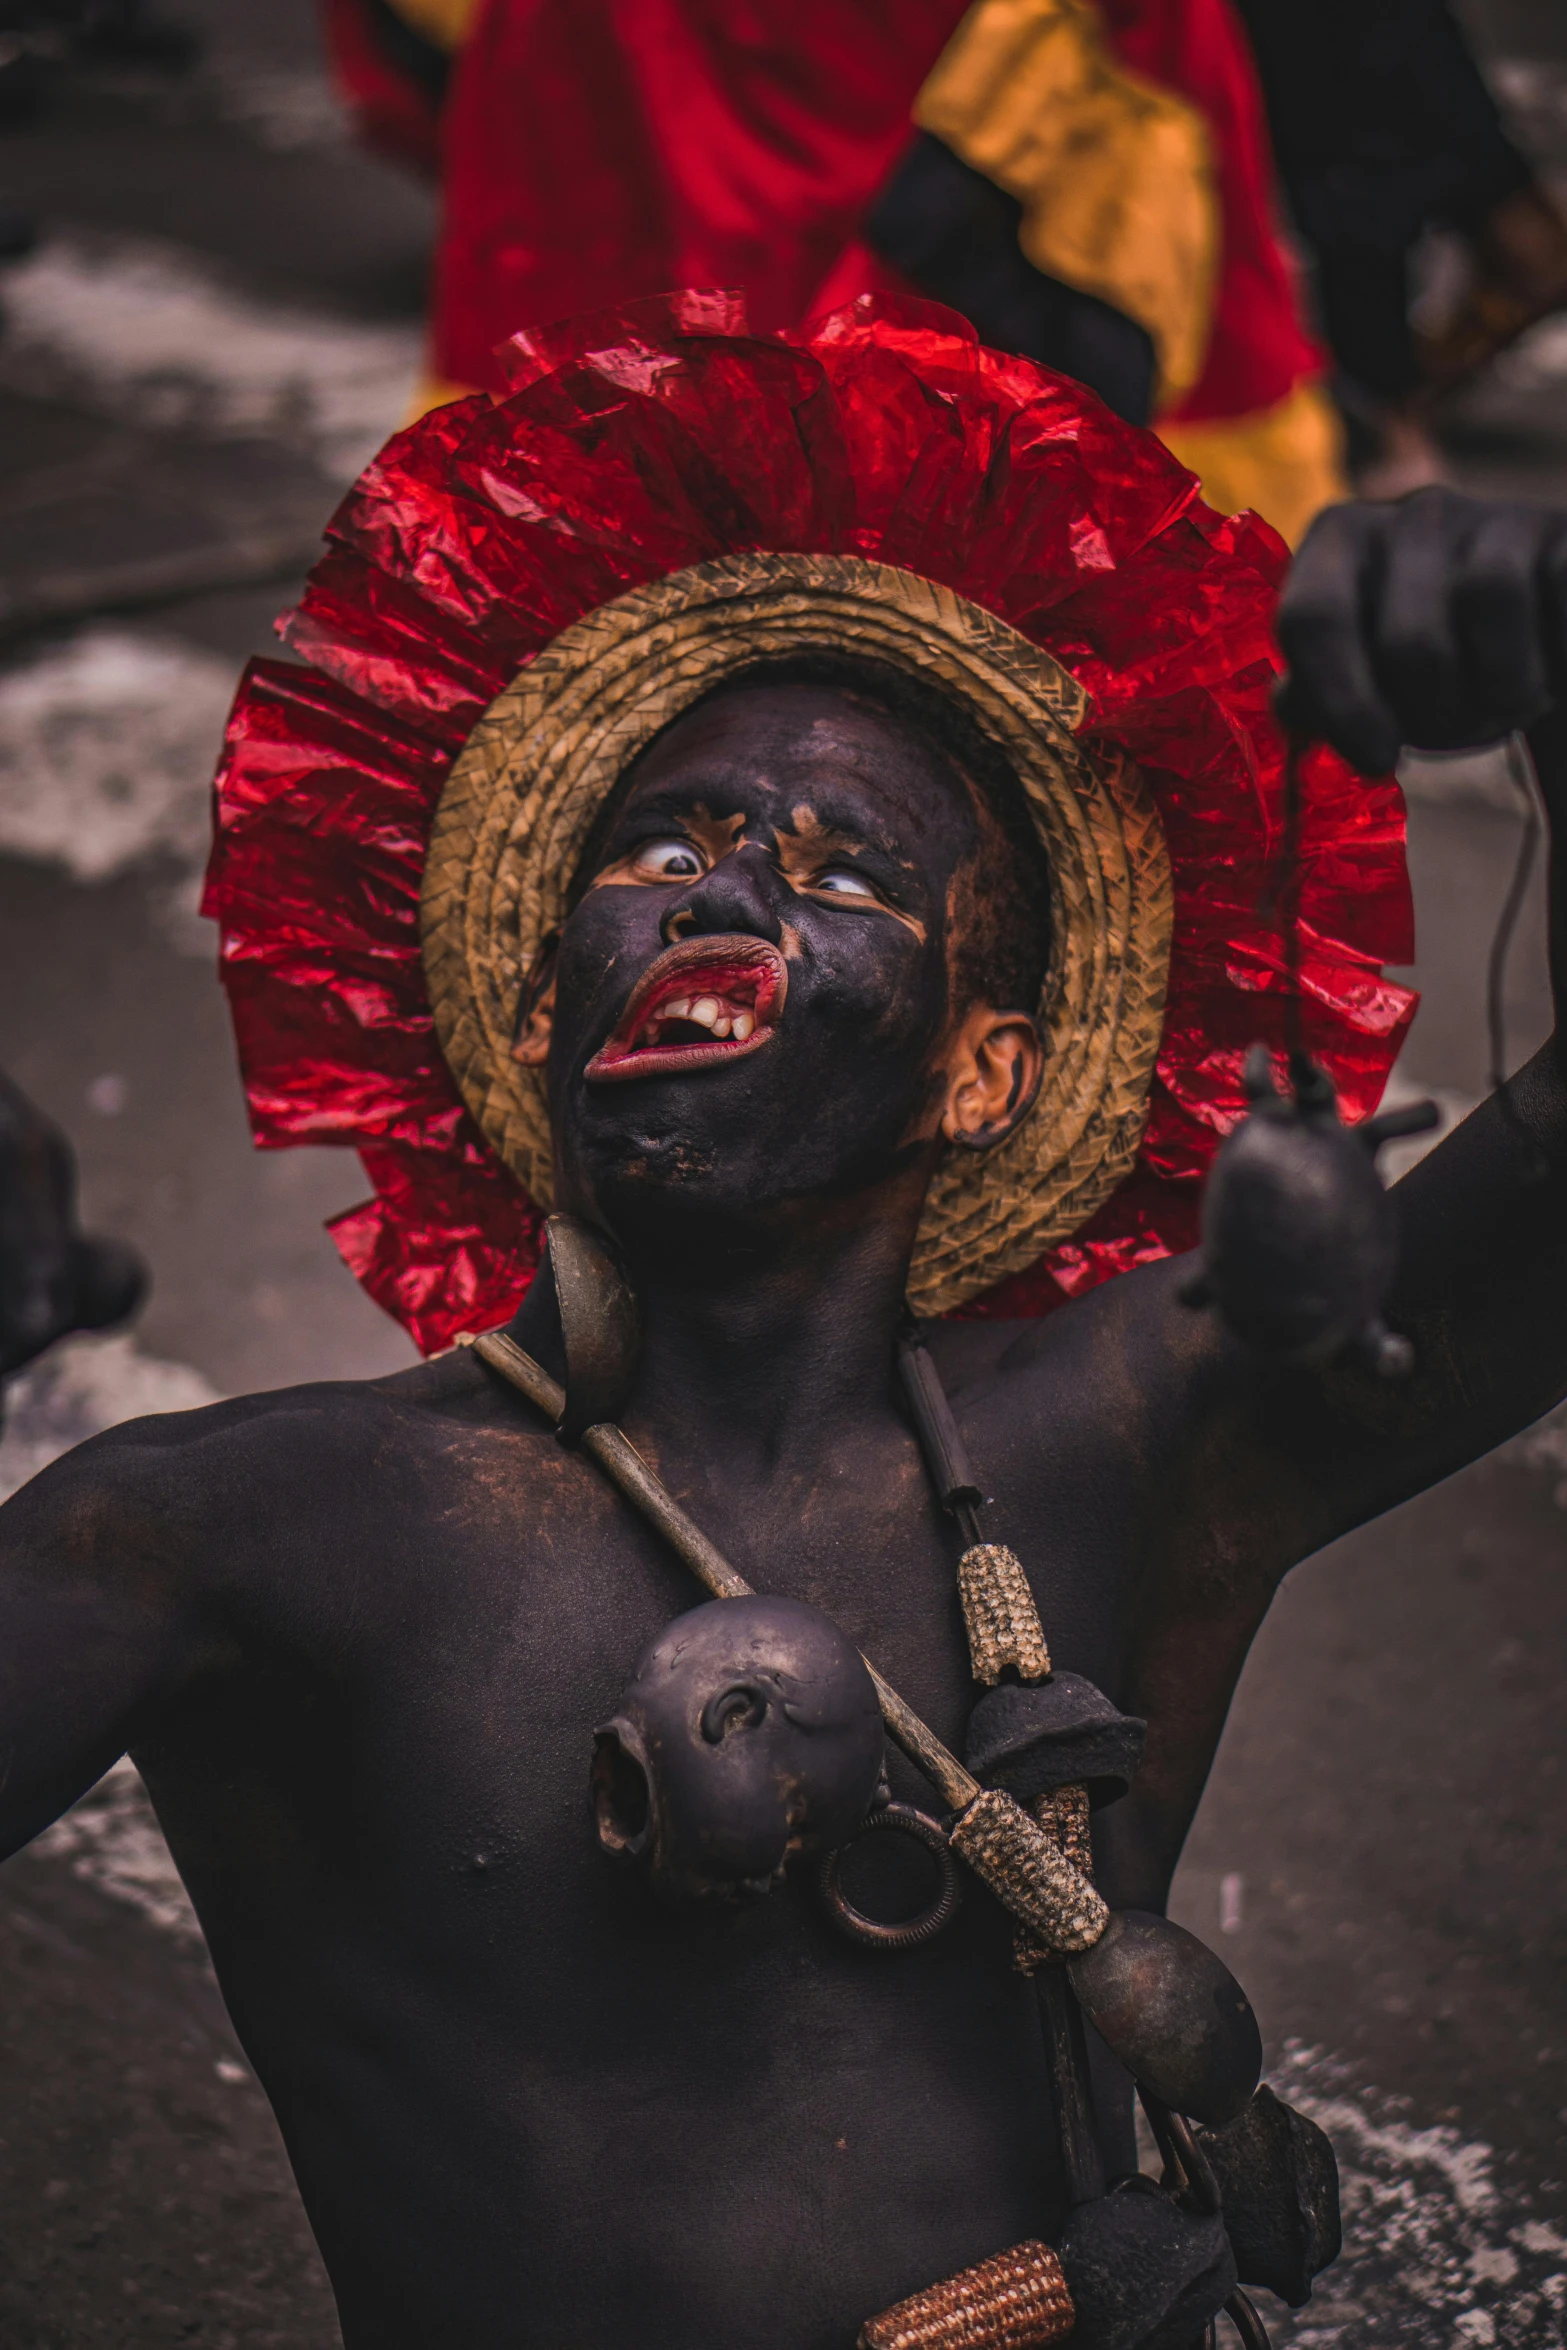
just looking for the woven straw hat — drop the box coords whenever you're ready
[421,550,1171,1315]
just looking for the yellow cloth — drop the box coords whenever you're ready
[380,0,481,50]
[915,0,1217,406]
[403,375,479,426]
[1157,378,1347,548]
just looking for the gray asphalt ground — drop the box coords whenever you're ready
[1,4,1566,2345]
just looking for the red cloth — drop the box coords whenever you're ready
[432,0,958,383]
[204,294,1412,1354]
[427,0,1320,423]
[320,0,444,177]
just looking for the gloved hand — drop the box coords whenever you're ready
[0,1069,146,1382]
[1058,2175,1237,2350]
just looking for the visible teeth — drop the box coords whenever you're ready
[634,979,766,1048]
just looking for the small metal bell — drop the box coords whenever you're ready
[1182,1045,1438,1375]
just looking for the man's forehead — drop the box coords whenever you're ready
[622,679,977,851]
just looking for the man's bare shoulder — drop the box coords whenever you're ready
[924,1250,1211,1422]
[0,1346,556,1576]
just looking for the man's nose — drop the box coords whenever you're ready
[661,843,784,947]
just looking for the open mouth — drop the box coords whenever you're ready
[585,935,787,1084]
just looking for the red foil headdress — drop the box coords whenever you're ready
[203,292,1414,1355]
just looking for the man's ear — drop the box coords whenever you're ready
[939,1007,1044,1151]
[511,933,560,1068]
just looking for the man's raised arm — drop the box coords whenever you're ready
[1259,489,1567,1536]
[1084,495,1567,1911]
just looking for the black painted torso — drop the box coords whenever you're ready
[109,1303,1163,2346]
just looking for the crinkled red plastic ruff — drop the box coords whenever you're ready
[202,291,1414,1355]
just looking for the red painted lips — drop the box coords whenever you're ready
[585,935,788,1083]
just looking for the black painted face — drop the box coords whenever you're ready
[525,681,997,1240]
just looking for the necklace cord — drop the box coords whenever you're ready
[1275,729,1545,1175]
[897,1316,985,1545]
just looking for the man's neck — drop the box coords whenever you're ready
[513,1177,925,1484]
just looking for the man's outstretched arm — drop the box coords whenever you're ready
[0,1421,235,1858]
[0,1069,201,1855]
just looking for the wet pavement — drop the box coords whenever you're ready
[0,3,1565,2344]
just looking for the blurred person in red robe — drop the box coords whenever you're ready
[323,0,1341,542]
[1237,0,1567,498]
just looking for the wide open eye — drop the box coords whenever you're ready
[813,866,880,901]
[631,837,706,882]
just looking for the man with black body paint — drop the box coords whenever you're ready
[1,489,1566,2347]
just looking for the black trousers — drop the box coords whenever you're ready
[1235,0,1532,401]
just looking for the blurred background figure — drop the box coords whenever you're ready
[0,1066,145,1388]
[323,0,1341,543]
[1239,0,1567,496]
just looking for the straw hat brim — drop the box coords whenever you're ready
[420,550,1172,1314]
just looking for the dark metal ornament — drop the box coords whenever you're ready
[1181,1045,1437,1374]
[1195,2086,1342,2308]
[964,1675,1146,1810]
[592,1595,886,1903]
[545,1213,641,1440]
[1179,734,1440,1376]
[1054,2170,1238,2350]
[1066,1910,1264,2128]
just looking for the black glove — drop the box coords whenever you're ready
[1276,486,1567,768]
[1058,2175,1237,2350]
[0,1069,145,1381]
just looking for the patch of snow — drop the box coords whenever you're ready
[0,1330,219,1503]
[0,626,239,949]
[208,63,350,152]
[33,1757,201,1945]
[1266,2046,1567,2348]
[0,625,234,875]
[0,231,420,479]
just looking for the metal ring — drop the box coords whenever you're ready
[818,1803,963,1951]
[1138,2087,1223,2217]
[1224,2291,1271,2350]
